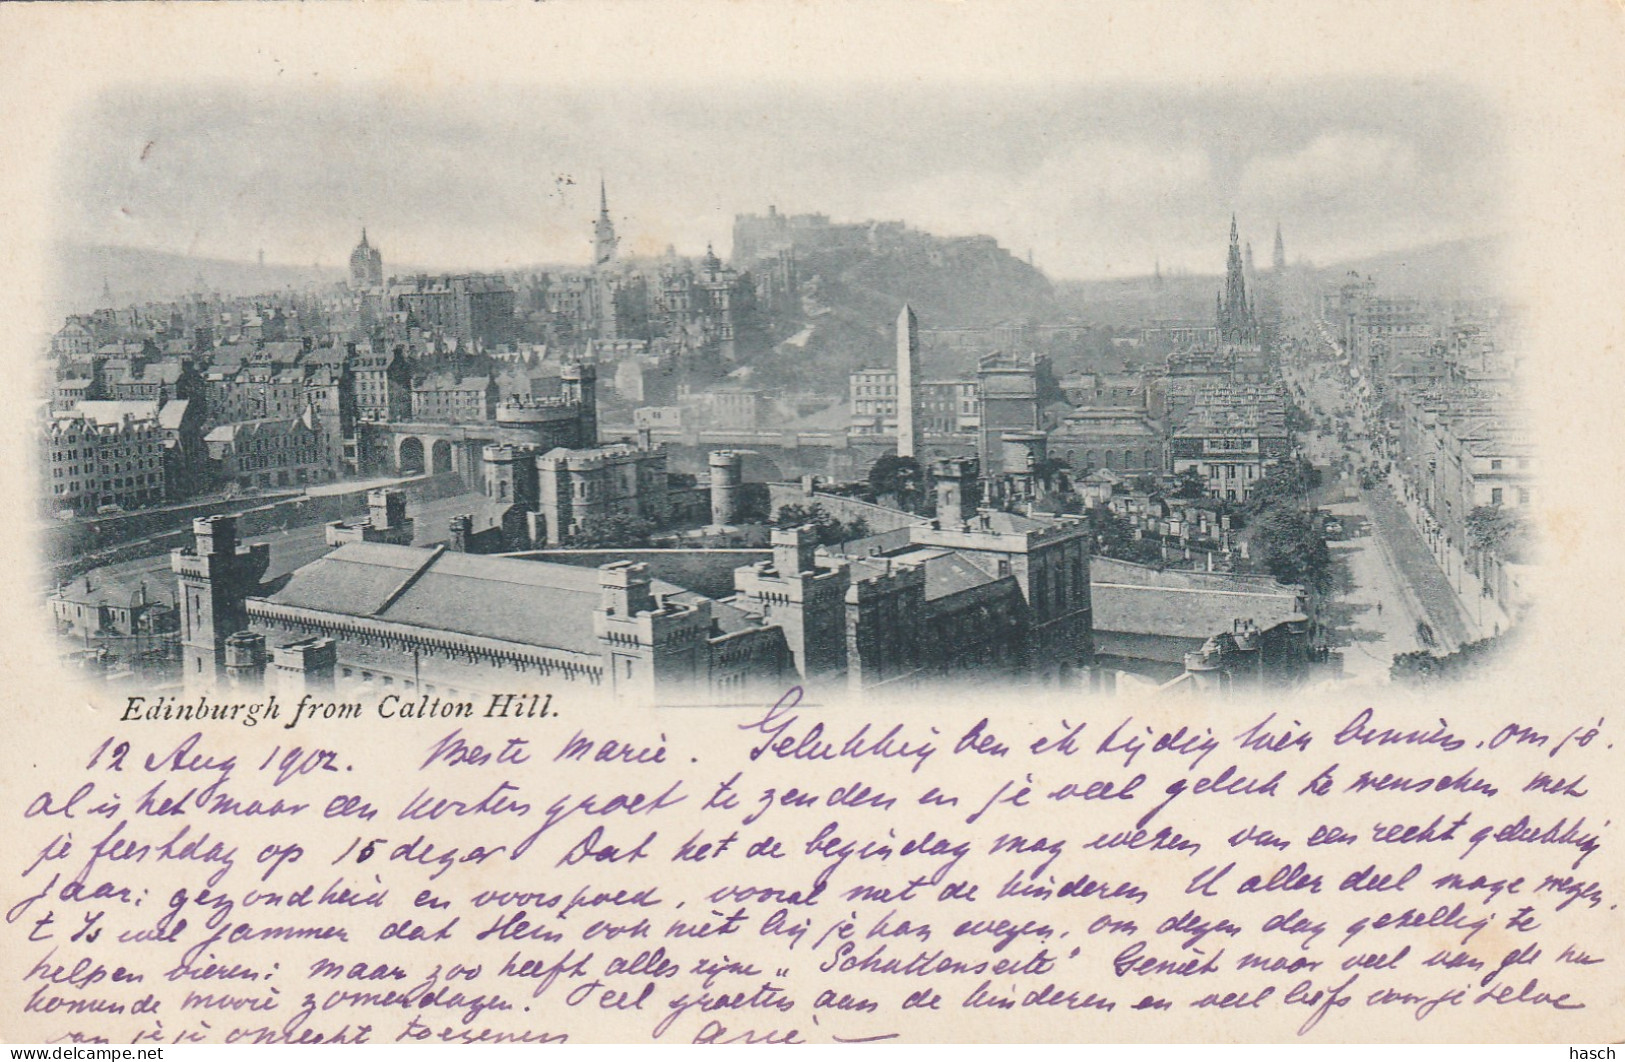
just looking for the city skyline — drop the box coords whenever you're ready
[58,80,1499,283]
[24,2,1537,705]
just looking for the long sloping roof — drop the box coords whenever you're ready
[1090,556,1304,639]
[920,550,1001,601]
[265,542,692,655]
[846,547,1009,604]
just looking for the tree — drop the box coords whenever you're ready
[562,513,657,549]
[774,503,819,528]
[774,503,869,546]
[1244,464,1308,515]
[838,517,871,544]
[867,455,925,511]
[1086,505,1164,566]
[1391,630,1513,685]
[1466,505,1528,563]
[1284,401,1312,435]
[1173,469,1206,500]
[1035,457,1072,492]
[735,484,772,523]
[1248,505,1332,596]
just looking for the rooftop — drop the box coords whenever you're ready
[265,542,694,656]
[1090,556,1304,640]
[60,400,161,427]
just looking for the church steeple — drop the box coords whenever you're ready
[1272,222,1287,272]
[592,178,618,268]
[591,179,620,341]
[349,227,383,289]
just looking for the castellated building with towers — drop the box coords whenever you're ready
[171,451,1097,703]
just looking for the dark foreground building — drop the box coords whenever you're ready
[171,499,1096,703]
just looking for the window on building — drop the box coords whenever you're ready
[1491,488,1503,505]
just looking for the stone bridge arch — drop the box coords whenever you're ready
[397,435,426,474]
[431,439,455,475]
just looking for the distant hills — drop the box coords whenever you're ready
[1055,235,1505,326]
[53,230,1501,338]
[1317,235,1504,300]
[52,243,344,317]
[56,217,1056,324]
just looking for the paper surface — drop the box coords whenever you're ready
[1,0,1622,1045]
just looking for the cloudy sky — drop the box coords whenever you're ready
[56,79,1500,280]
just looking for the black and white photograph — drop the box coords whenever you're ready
[34,69,1523,704]
[1,1,1620,1047]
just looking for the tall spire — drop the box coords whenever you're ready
[1219,215,1254,344]
[591,178,619,340]
[350,228,383,288]
[592,178,618,269]
[1272,222,1287,272]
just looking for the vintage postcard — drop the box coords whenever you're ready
[0,0,1621,1045]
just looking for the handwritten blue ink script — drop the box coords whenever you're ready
[3,687,1614,1043]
